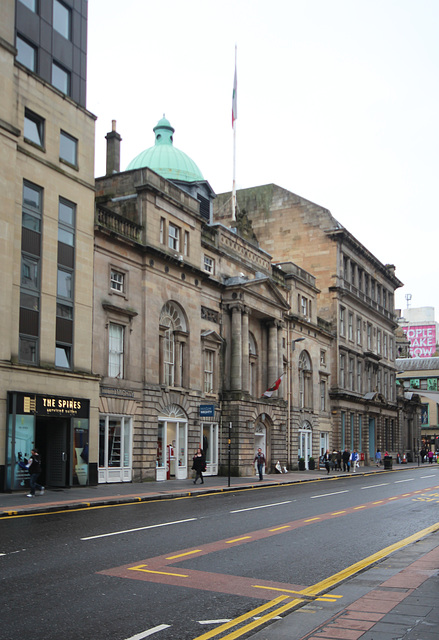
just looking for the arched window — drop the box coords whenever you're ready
[159,302,188,387]
[249,332,258,397]
[299,350,313,409]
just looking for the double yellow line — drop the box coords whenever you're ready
[191,521,439,640]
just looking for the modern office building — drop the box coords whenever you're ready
[0,0,99,492]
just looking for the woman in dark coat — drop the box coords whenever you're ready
[192,448,206,484]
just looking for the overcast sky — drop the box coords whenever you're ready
[87,0,438,320]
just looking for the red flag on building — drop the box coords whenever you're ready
[262,373,284,398]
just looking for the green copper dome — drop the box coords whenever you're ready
[126,116,204,182]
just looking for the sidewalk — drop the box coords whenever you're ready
[1,462,438,639]
[0,461,423,518]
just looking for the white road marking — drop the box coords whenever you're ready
[231,500,291,513]
[311,490,349,499]
[125,625,170,639]
[394,478,414,483]
[199,619,231,625]
[361,483,389,489]
[81,518,196,540]
[420,475,437,478]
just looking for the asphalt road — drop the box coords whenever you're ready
[1,467,439,640]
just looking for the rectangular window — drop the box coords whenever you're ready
[348,312,353,340]
[20,180,42,365]
[367,365,372,392]
[52,62,71,96]
[168,223,180,251]
[160,217,165,244]
[203,255,215,274]
[53,0,71,39]
[349,357,354,391]
[204,350,214,394]
[377,368,382,393]
[383,334,388,358]
[184,230,189,256]
[57,268,72,299]
[377,330,381,354]
[367,323,372,349]
[110,269,124,293]
[389,337,394,361]
[384,371,388,398]
[340,306,345,336]
[16,34,37,71]
[320,350,326,366]
[109,323,124,378]
[357,361,362,394]
[56,344,71,369]
[340,354,346,388]
[371,279,376,301]
[24,109,44,147]
[320,380,326,411]
[60,130,77,165]
[301,296,307,316]
[357,317,362,345]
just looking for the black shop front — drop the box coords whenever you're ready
[4,391,92,492]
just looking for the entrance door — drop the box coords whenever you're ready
[202,422,218,475]
[43,419,69,487]
[320,432,329,458]
[255,423,267,476]
[299,425,312,469]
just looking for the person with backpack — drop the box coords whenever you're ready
[26,448,44,497]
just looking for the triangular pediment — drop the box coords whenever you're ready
[223,275,290,312]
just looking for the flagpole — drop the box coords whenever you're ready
[232,44,237,223]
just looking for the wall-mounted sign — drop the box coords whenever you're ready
[199,404,215,417]
[402,325,437,358]
[11,392,89,418]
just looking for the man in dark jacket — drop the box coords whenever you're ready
[26,448,44,497]
[342,448,350,473]
[254,448,266,481]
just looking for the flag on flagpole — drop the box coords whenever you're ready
[232,52,237,127]
[261,373,284,398]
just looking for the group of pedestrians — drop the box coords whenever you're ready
[322,448,359,473]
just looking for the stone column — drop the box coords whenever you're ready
[230,304,243,390]
[277,321,284,399]
[241,307,250,393]
[268,320,278,395]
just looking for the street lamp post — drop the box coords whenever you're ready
[287,336,305,469]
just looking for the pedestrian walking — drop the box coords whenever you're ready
[428,450,434,464]
[375,449,382,466]
[342,448,350,472]
[192,448,206,484]
[254,448,266,481]
[323,449,331,474]
[350,449,359,472]
[26,448,44,497]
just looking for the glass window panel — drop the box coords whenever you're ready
[53,0,71,39]
[16,35,36,71]
[55,345,71,368]
[99,418,106,468]
[123,419,131,468]
[52,63,70,95]
[59,130,77,164]
[110,270,124,292]
[157,422,165,467]
[108,420,121,467]
[108,323,124,378]
[58,228,74,246]
[56,303,73,319]
[19,336,38,363]
[24,111,44,146]
[22,212,41,232]
[20,292,39,310]
[19,0,37,10]
[57,269,72,299]
[178,422,186,467]
[59,199,75,225]
[21,256,39,290]
[23,183,41,211]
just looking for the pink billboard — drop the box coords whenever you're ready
[402,325,437,358]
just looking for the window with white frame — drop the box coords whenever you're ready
[299,351,313,408]
[357,317,362,345]
[160,217,165,244]
[301,296,307,316]
[377,329,381,354]
[204,349,214,393]
[184,230,189,256]
[349,357,355,390]
[348,312,353,340]
[357,360,363,394]
[110,269,124,293]
[383,333,388,358]
[340,353,346,388]
[168,223,180,251]
[108,323,124,378]
[160,302,188,388]
[367,323,372,349]
[340,306,346,336]
[203,255,215,274]
[320,379,326,411]
[377,367,382,393]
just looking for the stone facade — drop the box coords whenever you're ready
[214,184,406,463]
